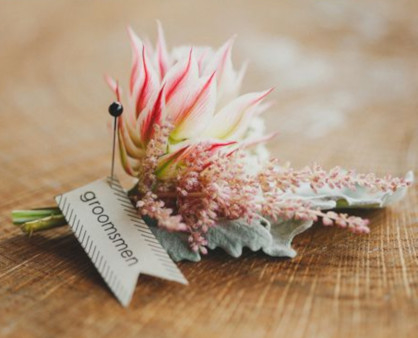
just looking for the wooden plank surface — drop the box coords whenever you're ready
[0,1,417,337]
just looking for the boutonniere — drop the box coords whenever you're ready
[12,25,413,263]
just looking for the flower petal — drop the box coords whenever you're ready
[163,49,198,102]
[203,89,273,140]
[118,127,139,177]
[242,132,278,148]
[119,116,145,158]
[105,75,121,101]
[123,112,143,148]
[156,145,190,179]
[167,72,217,141]
[127,27,160,118]
[138,85,165,144]
[156,21,170,79]
[203,37,244,109]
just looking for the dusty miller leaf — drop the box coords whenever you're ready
[146,217,201,262]
[295,171,413,209]
[148,216,314,262]
[205,218,272,257]
[262,219,313,258]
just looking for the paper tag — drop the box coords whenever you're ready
[55,176,188,306]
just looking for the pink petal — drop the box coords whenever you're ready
[127,27,160,118]
[156,145,190,179]
[119,117,145,158]
[208,140,237,152]
[203,88,273,139]
[203,37,236,77]
[242,132,278,148]
[163,49,198,102]
[203,37,243,108]
[129,53,140,95]
[196,48,211,75]
[105,75,121,101]
[156,21,170,79]
[124,112,143,148]
[168,72,217,141]
[106,73,145,149]
[254,100,273,116]
[118,127,139,177]
[201,141,237,171]
[127,26,142,54]
[138,85,165,144]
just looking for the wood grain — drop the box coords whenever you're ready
[0,1,417,337]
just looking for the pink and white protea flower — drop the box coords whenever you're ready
[106,25,272,180]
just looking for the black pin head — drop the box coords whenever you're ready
[108,102,124,117]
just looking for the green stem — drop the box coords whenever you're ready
[12,207,67,235]
[12,189,137,235]
[20,215,67,236]
[12,207,62,224]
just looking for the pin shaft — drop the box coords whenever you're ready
[108,101,123,186]
[110,116,118,184]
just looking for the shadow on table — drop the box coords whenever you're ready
[1,207,383,300]
[1,228,106,287]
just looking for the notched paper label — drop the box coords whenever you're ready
[55,176,188,307]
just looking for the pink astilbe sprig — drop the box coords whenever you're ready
[299,163,410,193]
[175,145,260,252]
[137,192,187,232]
[260,195,370,234]
[136,122,172,193]
[259,161,411,194]
[132,127,409,251]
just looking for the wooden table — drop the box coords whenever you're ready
[1,1,417,337]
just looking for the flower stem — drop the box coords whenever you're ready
[156,191,204,199]
[21,215,67,236]
[12,207,67,235]
[12,207,62,224]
